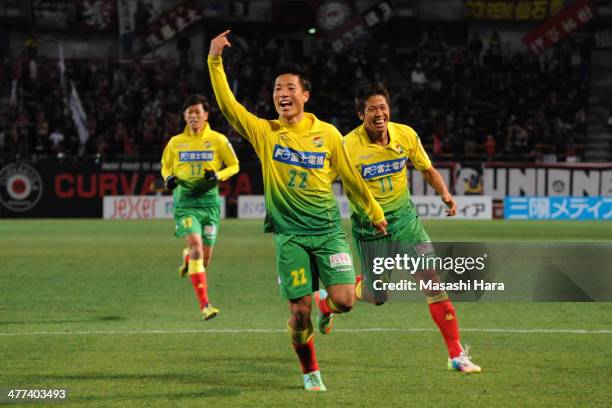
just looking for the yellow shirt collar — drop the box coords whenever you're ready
[183,122,211,138]
[279,112,322,134]
[358,122,396,147]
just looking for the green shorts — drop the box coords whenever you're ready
[354,215,434,276]
[275,231,356,300]
[174,206,220,246]
[354,216,435,304]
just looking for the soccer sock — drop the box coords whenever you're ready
[318,296,341,317]
[188,259,209,309]
[355,275,363,300]
[288,321,319,374]
[181,248,190,273]
[427,293,463,359]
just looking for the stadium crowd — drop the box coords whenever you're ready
[0,29,590,163]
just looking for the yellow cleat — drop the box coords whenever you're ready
[202,304,219,321]
[178,248,189,278]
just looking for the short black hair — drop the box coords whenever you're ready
[355,83,390,114]
[182,94,210,112]
[273,63,311,92]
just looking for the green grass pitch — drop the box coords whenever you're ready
[1,219,611,407]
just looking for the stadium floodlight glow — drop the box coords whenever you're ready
[307,27,317,34]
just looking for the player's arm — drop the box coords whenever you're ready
[408,132,456,216]
[161,141,179,190]
[207,30,267,153]
[422,167,456,216]
[330,130,387,234]
[215,137,240,182]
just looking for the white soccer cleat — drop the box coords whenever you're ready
[303,370,326,391]
[448,345,482,373]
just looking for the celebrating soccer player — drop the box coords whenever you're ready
[208,30,387,391]
[161,94,239,321]
[344,83,481,373]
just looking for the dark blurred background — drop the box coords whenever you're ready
[2,0,611,164]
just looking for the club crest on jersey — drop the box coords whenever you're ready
[179,151,214,162]
[396,144,404,154]
[329,253,352,268]
[361,158,406,179]
[204,141,212,148]
[313,136,323,147]
[272,144,326,168]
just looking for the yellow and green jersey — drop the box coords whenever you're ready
[208,55,384,235]
[161,123,239,208]
[344,122,432,239]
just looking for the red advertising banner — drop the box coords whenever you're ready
[0,161,261,218]
[522,0,594,54]
[140,0,202,54]
[32,0,117,31]
[325,1,392,52]
[465,0,565,21]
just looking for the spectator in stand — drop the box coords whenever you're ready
[484,134,496,161]
[48,127,65,155]
[411,63,427,90]
[0,26,589,163]
[467,32,483,66]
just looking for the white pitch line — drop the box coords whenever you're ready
[1,327,611,337]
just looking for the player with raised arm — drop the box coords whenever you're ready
[344,83,481,373]
[161,94,239,321]
[208,31,387,391]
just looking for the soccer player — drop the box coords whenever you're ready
[344,83,481,373]
[161,94,239,321]
[208,30,387,391]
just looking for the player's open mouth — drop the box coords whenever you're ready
[279,100,292,107]
[373,118,385,125]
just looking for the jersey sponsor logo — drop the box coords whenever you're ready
[329,252,352,268]
[361,158,406,179]
[204,225,217,236]
[414,242,434,256]
[0,163,43,212]
[179,151,214,162]
[272,144,326,169]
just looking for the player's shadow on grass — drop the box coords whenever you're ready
[0,315,126,325]
[36,372,296,394]
[62,388,242,402]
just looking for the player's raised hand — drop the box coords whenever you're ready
[373,218,388,235]
[209,30,232,57]
[442,194,457,216]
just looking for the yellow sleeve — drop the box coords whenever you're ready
[408,132,432,171]
[216,136,240,182]
[161,140,175,181]
[330,129,385,223]
[207,55,268,155]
